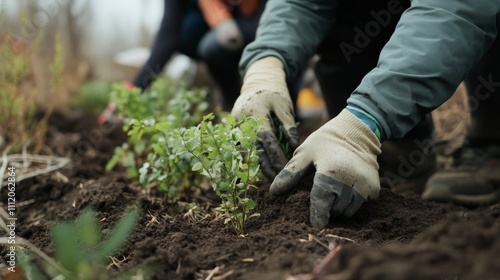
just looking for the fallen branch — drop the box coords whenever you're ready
[287,245,342,280]
[312,245,342,275]
[0,236,69,276]
[0,149,9,192]
[0,154,70,189]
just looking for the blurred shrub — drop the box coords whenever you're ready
[17,207,151,280]
[0,33,39,152]
[76,81,113,115]
[106,78,209,201]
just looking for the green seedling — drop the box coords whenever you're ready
[76,81,114,115]
[106,78,209,186]
[185,113,265,235]
[139,113,265,234]
[16,207,149,280]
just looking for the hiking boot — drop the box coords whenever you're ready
[422,143,500,206]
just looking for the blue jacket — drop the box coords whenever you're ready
[241,0,499,140]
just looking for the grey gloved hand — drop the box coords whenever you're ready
[270,109,382,228]
[231,56,300,180]
[215,19,244,51]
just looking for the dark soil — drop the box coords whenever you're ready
[2,112,500,280]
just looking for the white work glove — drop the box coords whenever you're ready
[215,19,244,51]
[231,56,299,180]
[270,109,382,228]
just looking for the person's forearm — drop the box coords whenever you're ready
[132,0,184,90]
[198,0,232,28]
[240,0,337,83]
[348,0,499,140]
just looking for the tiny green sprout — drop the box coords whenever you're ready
[17,207,149,280]
[181,113,265,235]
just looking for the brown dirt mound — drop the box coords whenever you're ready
[1,112,499,280]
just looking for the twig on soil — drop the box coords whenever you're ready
[17,199,36,207]
[22,141,30,169]
[183,208,198,222]
[176,259,182,274]
[286,245,342,280]
[201,266,235,280]
[107,255,130,270]
[299,234,330,250]
[0,216,9,233]
[214,253,233,262]
[0,236,69,276]
[146,210,160,227]
[324,234,357,244]
[213,270,234,280]
[204,266,220,280]
[211,212,225,223]
[0,153,70,188]
[312,245,342,275]
[183,207,208,223]
[52,171,69,183]
[0,210,66,277]
[0,149,9,192]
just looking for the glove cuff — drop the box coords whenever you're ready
[241,56,288,95]
[331,109,382,156]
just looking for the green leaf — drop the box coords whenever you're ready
[77,209,101,248]
[52,222,83,272]
[18,251,52,280]
[105,147,123,171]
[246,199,256,211]
[203,112,215,122]
[96,207,140,260]
[192,161,203,171]
[226,114,236,126]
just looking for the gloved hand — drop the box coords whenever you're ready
[270,109,382,228]
[215,19,244,51]
[231,56,299,180]
[97,81,135,126]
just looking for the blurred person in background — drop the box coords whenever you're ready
[98,0,266,125]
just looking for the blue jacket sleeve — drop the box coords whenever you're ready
[348,0,499,140]
[240,0,337,83]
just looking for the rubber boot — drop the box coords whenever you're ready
[422,37,500,206]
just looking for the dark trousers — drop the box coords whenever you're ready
[464,37,500,144]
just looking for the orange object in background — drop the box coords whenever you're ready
[296,87,326,119]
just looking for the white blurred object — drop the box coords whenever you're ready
[166,54,197,83]
[113,47,151,68]
[114,47,198,84]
